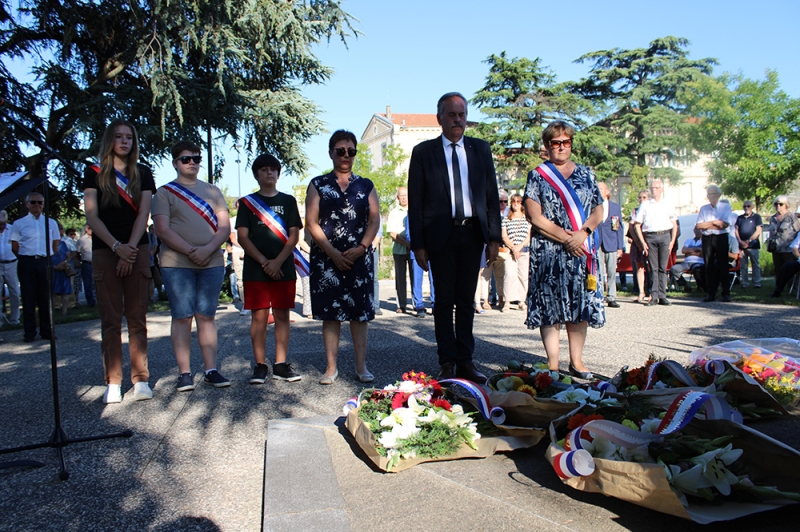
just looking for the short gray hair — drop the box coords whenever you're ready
[0,210,7,223]
[436,92,468,116]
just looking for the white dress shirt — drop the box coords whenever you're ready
[634,198,676,232]
[9,213,61,256]
[696,201,733,236]
[441,135,474,218]
[0,223,16,261]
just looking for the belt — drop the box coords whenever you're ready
[643,230,671,236]
[452,217,477,226]
[0,259,17,264]
[20,255,47,260]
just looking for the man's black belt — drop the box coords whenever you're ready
[19,255,47,260]
[643,230,671,236]
[0,259,17,263]
[452,217,477,226]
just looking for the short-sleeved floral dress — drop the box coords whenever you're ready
[309,172,375,322]
[523,164,605,329]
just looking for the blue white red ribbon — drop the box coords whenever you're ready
[90,164,137,212]
[239,194,310,278]
[439,378,506,425]
[644,359,698,390]
[553,390,742,479]
[163,181,218,231]
[593,380,617,394]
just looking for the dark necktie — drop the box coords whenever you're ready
[451,143,464,221]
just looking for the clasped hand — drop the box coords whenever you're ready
[115,243,137,276]
[261,259,283,280]
[562,229,588,257]
[188,246,214,267]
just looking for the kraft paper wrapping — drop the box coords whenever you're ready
[546,417,800,523]
[461,389,582,428]
[345,408,544,473]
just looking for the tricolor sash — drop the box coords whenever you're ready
[90,164,137,212]
[534,162,598,291]
[163,181,218,232]
[239,193,310,278]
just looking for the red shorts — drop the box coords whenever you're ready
[243,280,296,310]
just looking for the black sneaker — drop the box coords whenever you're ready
[273,362,302,382]
[204,370,231,388]
[176,372,195,392]
[249,363,270,384]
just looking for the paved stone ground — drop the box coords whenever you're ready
[0,282,798,531]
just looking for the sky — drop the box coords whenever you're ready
[203,0,800,197]
[6,1,800,197]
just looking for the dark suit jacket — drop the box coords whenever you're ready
[407,135,501,252]
[596,200,625,252]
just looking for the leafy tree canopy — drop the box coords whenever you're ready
[0,0,357,216]
[353,142,408,216]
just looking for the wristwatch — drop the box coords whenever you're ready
[583,227,592,236]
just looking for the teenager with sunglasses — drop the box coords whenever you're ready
[83,119,156,403]
[152,141,231,392]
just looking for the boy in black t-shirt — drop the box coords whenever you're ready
[236,154,302,383]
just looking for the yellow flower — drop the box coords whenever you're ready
[517,384,537,397]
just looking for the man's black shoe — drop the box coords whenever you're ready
[606,300,620,308]
[703,295,716,302]
[437,363,455,381]
[645,298,658,306]
[455,362,487,384]
[719,295,731,302]
[658,298,671,306]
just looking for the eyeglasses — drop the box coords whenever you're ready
[333,147,357,158]
[28,200,44,205]
[177,155,202,164]
[744,205,753,208]
[549,139,572,149]
[775,202,785,207]
[499,200,508,204]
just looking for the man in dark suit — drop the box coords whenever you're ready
[596,182,624,308]
[408,92,501,383]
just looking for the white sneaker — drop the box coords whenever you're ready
[240,309,251,316]
[131,382,153,401]
[103,384,122,404]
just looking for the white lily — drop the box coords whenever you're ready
[689,444,743,496]
[380,407,418,429]
[639,418,662,434]
[552,388,590,404]
[663,462,713,506]
[397,380,423,393]
[406,395,427,415]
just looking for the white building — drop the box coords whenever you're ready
[360,106,440,175]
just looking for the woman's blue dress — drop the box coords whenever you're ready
[309,172,375,322]
[523,164,605,328]
[51,240,73,295]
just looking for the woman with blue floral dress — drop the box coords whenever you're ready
[305,130,381,385]
[523,121,605,379]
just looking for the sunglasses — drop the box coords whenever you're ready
[28,200,44,205]
[549,139,572,149]
[177,155,202,164]
[333,147,357,158]
[744,205,753,208]
[499,200,508,203]
[775,202,785,207]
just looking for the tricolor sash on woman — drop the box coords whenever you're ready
[535,161,598,291]
[162,181,218,232]
[239,193,310,278]
[90,164,137,212]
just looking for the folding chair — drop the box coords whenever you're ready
[728,257,741,292]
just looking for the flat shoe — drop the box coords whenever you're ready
[319,370,338,385]
[356,370,374,383]
[568,365,593,380]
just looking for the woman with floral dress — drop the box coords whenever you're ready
[523,121,605,379]
[305,130,381,385]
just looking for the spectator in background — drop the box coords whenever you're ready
[229,215,247,315]
[770,232,800,298]
[77,224,95,306]
[669,228,706,293]
[408,214,434,318]
[629,190,650,303]
[52,222,75,316]
[695,187,732,302]
[500,194,531,312]
[0,210,20,326]
[373,218,383,315]
[387,187,413,314]
[735,200,762,289]
[490,191,509,309]
[595,182,624,308]
[633,180,677,306]
[767,195,800,276]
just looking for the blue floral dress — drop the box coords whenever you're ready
[523,164,605,329]
[51,240,73,295]
[309,172,375,321]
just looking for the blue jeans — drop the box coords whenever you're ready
[412,259,434,310]
[161,266,225,319]
[81,261,95,305]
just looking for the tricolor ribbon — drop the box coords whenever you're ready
[534,162,598,288]
[90,164,137,212]
[643,359,698,390]
[553,390,742,479]
[439,378,506,425]
[239,194,310,278]
[163,181,218,231]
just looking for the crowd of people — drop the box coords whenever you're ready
[2,92,800,403]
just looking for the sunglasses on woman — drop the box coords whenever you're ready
[549,139,572,149]
[774,202,785,207]
[333,147,357,158]
[177,155,202,164]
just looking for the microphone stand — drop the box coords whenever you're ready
[0,103,133,480]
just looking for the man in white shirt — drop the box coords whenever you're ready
[633,179,677,306]
[695,186,732,302]
[10,192,60,341]
[669,228,706,293]
[77,224,95,306]
[0,210,21,325]
[387,187,412,313]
